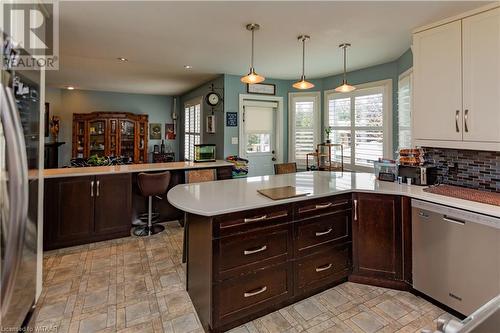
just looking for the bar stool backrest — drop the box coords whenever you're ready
[274,163,297,175]
[137,171,171,197]
[185,169,217,184]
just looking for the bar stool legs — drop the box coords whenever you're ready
[133,196,165,236]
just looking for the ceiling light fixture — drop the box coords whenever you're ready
[184,65,193,69]
[241,23,265,84]
[117,57,128,62]
[335,43,356,93]
[293,35,314,90]
[67,86,75,90]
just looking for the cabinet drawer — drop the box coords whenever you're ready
[296,210,350,257]
[217,226,290,279]
[295,195,351,219]
[296,245,350,293]
[217,263,291,320]
[214,205,291,237]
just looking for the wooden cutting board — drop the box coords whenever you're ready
[257,186,309,200]
[424,184,500,206]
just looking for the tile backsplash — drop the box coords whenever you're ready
[424,147,500,192]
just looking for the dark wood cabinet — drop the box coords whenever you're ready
[44,174,132,250]
[351,193,411,289]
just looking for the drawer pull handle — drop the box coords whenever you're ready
[315,263,333,272]
[315,203,333,209]
[315,228,333,237]
[244,215,267,223]
[243,245,267,255]
[244,286,267,298]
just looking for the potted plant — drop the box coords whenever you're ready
[325,127,332,143]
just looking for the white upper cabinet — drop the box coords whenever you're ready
[462,8,500,143]
[413,21,463,142]
[413,5,500,151]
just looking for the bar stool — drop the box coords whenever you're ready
[133,171,171,236]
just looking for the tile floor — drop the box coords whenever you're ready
[35,222,456,333]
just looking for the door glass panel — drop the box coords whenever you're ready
[246,133,271,153]
[120,120,135,160]
[355,93,383,127]
[355,130,383,167]
[331,130,351,165]
[328,97,351,127]
[89,120,105,157]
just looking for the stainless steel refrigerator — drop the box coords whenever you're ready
[0,61,41,328]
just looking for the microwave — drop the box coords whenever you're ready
[194,144,216,162]
[398,165,438,186]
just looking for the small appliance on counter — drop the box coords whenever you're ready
[399,165,437,186]
[194,144,216,162]
[373,158,398,182]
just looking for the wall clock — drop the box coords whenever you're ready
[206,92,221,107]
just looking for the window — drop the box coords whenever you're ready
[325,80,392,171]
[184,98,201,161]
[398,69,413,151]
[289,92,320,168]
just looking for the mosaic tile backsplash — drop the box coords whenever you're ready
[424,147,500,192]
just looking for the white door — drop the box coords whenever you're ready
[413,20,463,141]
[241,101,278,177]
[462,8,500,143]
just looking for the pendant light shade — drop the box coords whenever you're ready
[293,35,314,90]
[241,23,265,84]
[335,43,356,93]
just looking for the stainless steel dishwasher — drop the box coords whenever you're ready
[412,199,500,316]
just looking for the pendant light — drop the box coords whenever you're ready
[293,35,314,90]
[241,23,265,84]
[335,43,356,93]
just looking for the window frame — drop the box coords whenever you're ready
[397,68,413,151]
[324,79,393,172]
[183,96,203,161]
[288,91,321,169]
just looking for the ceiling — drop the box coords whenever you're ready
[47,1,490,95]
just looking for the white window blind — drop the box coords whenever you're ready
[184,100,201,161]
[398,70,413,150]
[326,82,391,171]
[289,93,320,168]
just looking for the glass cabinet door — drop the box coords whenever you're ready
[120,120,135,161]
[75,120,86,158]
[138,121,146,163]
[88,120,106,157]
[109,119,118,157]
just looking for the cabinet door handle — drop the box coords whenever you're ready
[315,263,333,272]
[243,245,267,255]
[315,202,332,209]
[243,286,267,298]
[353,199,358,221]
[90,181,94,197]
[464,109,469,133]
[244,215,267,223]
[455,110,460,132]
[96,180,100,197]
[315,228,333,237]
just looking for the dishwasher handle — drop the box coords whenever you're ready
[443,215,465,225]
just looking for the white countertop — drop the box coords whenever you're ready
[43,160,233,178]
[167,171,500,220]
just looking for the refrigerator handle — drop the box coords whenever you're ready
[0,85,29,313]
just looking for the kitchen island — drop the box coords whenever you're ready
[167,171,499,333]
[43,160,233,250]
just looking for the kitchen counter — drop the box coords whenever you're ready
[43,160,233,178]
[167,171,500,220]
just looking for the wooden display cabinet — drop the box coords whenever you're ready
[316,143,344,171]
[72,112,148,163]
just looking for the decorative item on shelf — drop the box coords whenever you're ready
[152,152,175,163]
[49,115,60,142]
[153,144,160,153]
[324,127,332,143]
[306,151,319,171]
[292,35,314,90]
[149,123,161,140]
[160,139,165,153]
[226,112,237,127]
[247,82,276,95]
[335,43,356,93]
[316,142,344,171]
[68,155,131,168]
[241,23,265,84]
[165,123,175,140]
[194,144,216,163]
[172,97,178,136]
[226,155,249,178]
[206,115,216,134]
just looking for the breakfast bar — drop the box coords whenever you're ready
[167,171,500,333]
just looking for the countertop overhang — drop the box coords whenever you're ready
[167,171,500,220]
[43,160,233,178]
